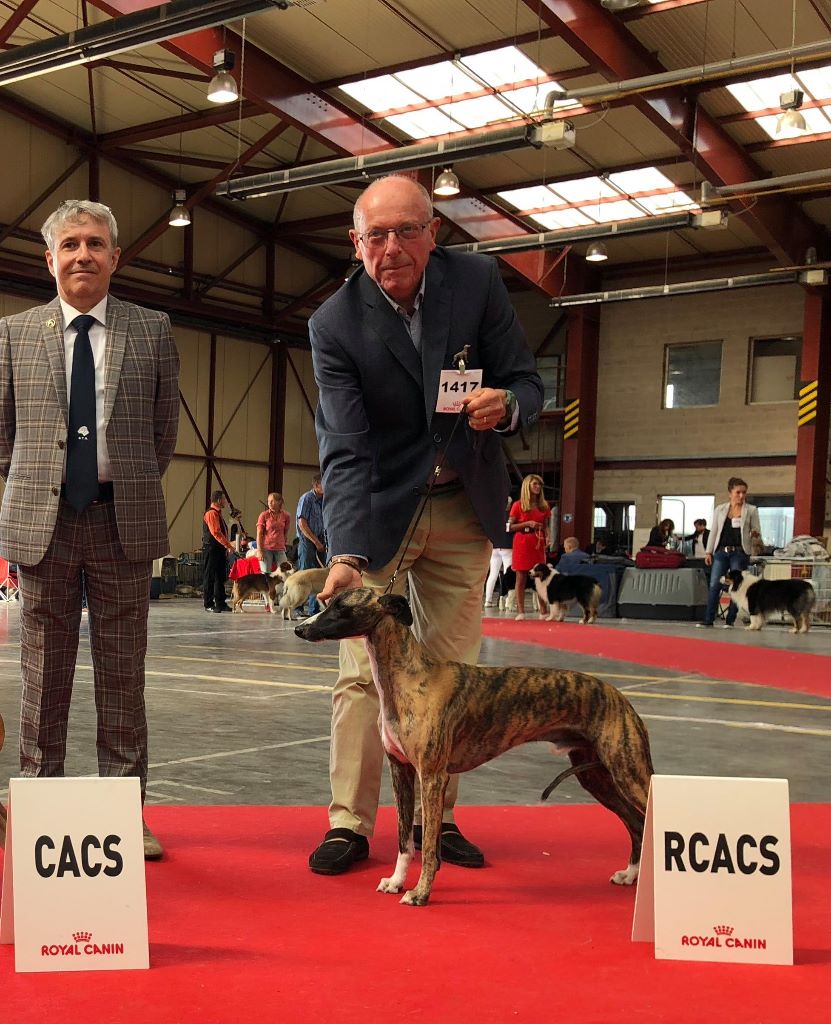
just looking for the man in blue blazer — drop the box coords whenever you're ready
[307,175,543,875]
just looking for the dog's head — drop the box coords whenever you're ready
[721,569,747,591]
[294,588,413,643]
[269,562,295,583]
[530,563,553,581]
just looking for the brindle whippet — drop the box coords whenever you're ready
[296,588,654,907]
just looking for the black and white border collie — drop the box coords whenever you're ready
[722,569,815,634]
[530,563,602,624]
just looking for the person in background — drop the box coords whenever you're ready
[698,477,762,628]
[203,490,234,613]
[556,536,591,573]
[0,199,179,860]
[685,518,710,558]
[509,474,550,621]
[256,491,290,572]
[296,473,326,616]
[484,495,513,609]
[306,174,543,875]
[647,518,675,548]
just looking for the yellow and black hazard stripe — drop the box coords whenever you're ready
[798,379,818,426]
[563,398,579,439]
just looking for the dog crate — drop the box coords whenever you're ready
[617,567,709,621]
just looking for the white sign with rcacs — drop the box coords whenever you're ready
[0,777,149,973]
[632,775,793,966]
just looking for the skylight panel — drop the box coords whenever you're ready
[396,61,476,102]
[497,185,559,210]
[552,176,617,203]
[607,167,675,194]
[726,73,801,112]
[384,107,461,140]
[796,66,831,101]
[460,46,542,88]
[531,208,594,230]
[585,199,645,223]
[339,76,420,112]
[441,95,513,129]
[756,106,831,140]
[635,191,698,214]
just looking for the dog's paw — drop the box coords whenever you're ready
[610,864,639,886]
[377,876,403,894]
[401,889,429,907]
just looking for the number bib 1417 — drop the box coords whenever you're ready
[435,369,483,413]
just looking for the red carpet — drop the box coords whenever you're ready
[2,805,828,1024]
[483,620,831,697]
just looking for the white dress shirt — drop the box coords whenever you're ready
[59,295,112,482]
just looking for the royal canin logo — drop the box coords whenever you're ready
[41,930,125,958]
[680,924,766,950]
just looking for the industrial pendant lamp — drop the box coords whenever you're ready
[168,189,191,227]
[434,167,460,197]
[207,49,239,104]
[585,240,608,262]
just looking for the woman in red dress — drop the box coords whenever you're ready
[509,474,551,620]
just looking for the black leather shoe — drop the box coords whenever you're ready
[211,603,232,613]
[309,828,369,875]
[413,824,485,868]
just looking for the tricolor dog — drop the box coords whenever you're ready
[530,563,601,623]
[722,569,815,633]
[296,588,654,907]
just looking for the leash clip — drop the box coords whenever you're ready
[452,345,471,375]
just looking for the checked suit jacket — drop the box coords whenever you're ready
[309,247,544,570]
[0,294,180,566]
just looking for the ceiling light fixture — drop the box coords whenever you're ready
[434,167,460,197]
[168,189,191,227]
[207,49,239,104]
[776,89,807,138]
[216,121,575,200]
[600,0,646,10]
[585,240,609,262]
[0,0,287,88]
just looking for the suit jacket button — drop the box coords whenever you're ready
[433,433,442,443]
[58,440,65,450]
[51,487,59,496]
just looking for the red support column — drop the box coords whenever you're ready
[558,307,600,546]
[794,289,831,535]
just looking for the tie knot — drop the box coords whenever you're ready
[71,314,96,333]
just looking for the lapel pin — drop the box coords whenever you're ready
[46,318,56,328]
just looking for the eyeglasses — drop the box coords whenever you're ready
[356,222,429,248]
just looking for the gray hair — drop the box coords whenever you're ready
[353,175,433,231]
[41,200,119,252]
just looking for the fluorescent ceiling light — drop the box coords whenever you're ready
[0,0,287,88]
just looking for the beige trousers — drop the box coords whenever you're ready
[328,487,491,835]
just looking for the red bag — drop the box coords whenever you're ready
[635,545,686,569]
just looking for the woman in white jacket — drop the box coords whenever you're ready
[698,476,762,627]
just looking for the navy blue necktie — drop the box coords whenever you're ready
[65,314,99,513]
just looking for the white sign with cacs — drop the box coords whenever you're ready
[632,775,792,966]
[0,777,149,973]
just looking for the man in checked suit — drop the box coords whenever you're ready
[307,175,543,874]
[0,200,179,859]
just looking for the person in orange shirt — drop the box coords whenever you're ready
[202,490,234,613]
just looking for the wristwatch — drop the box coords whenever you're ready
[327,555,365,573]
[502,389,517,424]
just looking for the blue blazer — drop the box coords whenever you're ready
[309,248,543,569]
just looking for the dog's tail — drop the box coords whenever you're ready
[540,761,601,801]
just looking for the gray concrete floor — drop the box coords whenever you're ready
[0,596,829,819]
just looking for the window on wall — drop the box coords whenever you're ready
[748,336,801,403]
[751,494,795,550]
[659,495,715,545]
[663,341,722,408]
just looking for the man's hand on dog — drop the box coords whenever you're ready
[463,387,508,431]
[319,563,362,602]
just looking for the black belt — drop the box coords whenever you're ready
[61,481,114,504]
[720,545,741,554]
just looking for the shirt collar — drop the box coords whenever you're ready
[59,295,108,331]
[378,275,425,318]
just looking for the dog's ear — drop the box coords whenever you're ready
[378,594,413,627]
